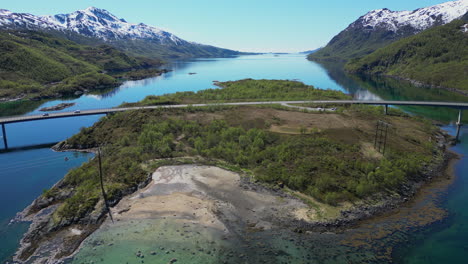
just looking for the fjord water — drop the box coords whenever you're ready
[0,54,466,263]
[394,128,468,264]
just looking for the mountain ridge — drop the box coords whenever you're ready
[0,7,245,59]
[308,0,468,61]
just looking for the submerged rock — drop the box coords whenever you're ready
[39,103,76,112]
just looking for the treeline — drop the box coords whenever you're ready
[0,30,164,99]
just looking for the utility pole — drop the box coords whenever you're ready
[1,123,7,150]
[98,147,114,223]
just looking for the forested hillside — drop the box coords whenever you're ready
[307,27,404,62]
[345,14,468,91]
[0,30,163,100]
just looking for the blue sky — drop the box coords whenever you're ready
[1,0,454,52]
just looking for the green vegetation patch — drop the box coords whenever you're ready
[44,80,441,223]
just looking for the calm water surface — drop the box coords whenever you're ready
[0,54,466,263]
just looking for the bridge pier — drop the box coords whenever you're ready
[384,104,388,115]
[1,123,7,150]
[456,109,463,142]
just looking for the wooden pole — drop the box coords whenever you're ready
[98,147,114,223]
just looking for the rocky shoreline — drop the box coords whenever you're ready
[9,128,456,263]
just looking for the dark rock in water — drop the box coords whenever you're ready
[39,103,76,112]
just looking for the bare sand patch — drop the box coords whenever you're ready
[109,165,311,232]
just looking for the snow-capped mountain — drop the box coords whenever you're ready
[308,0,468,61]
[0,7,184,44]
[351,0,468,33]
[0,7,244,58]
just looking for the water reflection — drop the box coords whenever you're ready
[309,60,377,98]
[315,60,468,123]
[85,75,168,100]
[353,89,382,100]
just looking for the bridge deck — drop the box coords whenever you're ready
[1,100,468,125]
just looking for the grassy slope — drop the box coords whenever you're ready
[345,16,468,91]
[0,30,163,99]
[39,80,440,224]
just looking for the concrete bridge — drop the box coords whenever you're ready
[1,100,467,149]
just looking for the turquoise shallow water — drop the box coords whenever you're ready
[0,54,467,263]
[70,220,233,264]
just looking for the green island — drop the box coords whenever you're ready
[345,13,468,92]
[0,30,165,101]
[18,79,449,261]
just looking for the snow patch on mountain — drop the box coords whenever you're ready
[0,7,184,45]
[462,24,468,32]
[353,0,468,32]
